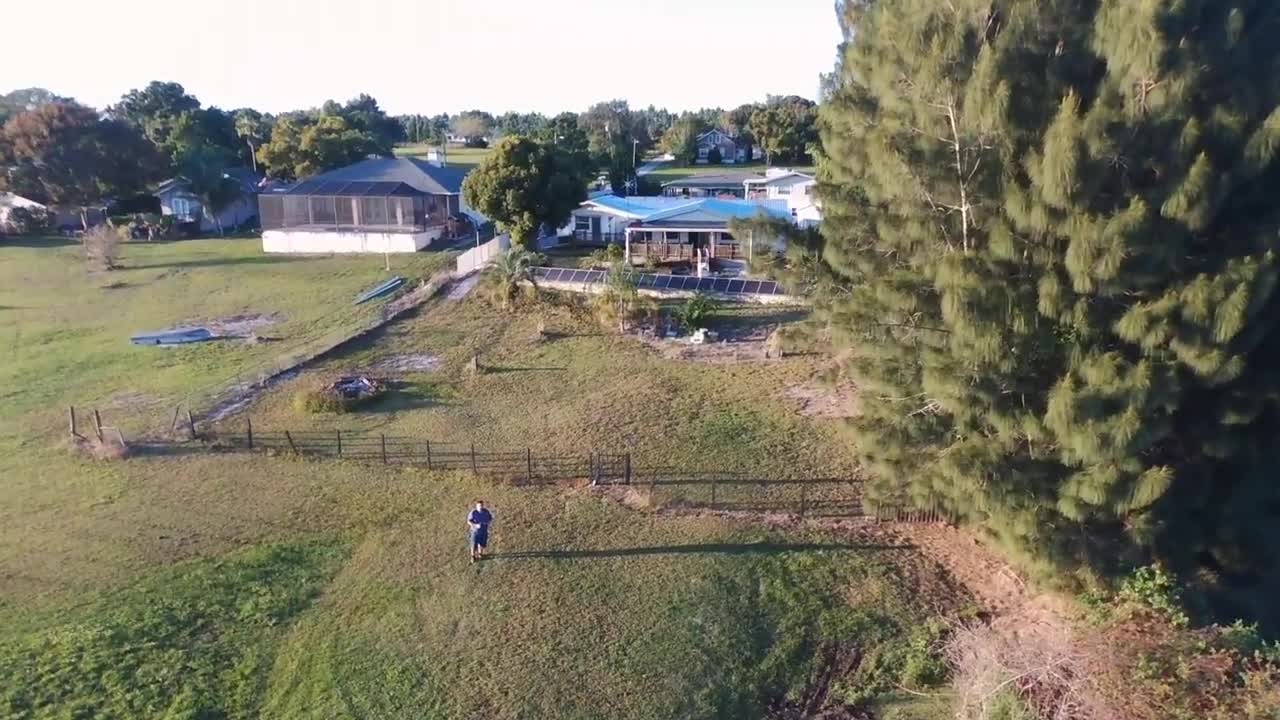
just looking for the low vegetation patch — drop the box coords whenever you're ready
[293,376,388,414]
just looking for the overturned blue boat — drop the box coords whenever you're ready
[354,276,405,305]
[130,327,215,345]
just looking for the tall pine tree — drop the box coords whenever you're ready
[820,0,1280,626]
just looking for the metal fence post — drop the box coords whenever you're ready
[93,409,104,442]
[425,440,433,470]
[246,417,254,449]
[381,434,388,464]
[799,484,808,519]
[526,448,533,485]
[588,453,596,487]
[623,453,631,485]
[470,443,478,474]
[187,411,196,440]
[68,406,77,437]
[711,480,718,506]
[336,430,342,457]
[285,431,299,454]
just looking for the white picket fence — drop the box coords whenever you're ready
[454,234,510,276]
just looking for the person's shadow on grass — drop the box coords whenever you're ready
[489,541,912,561]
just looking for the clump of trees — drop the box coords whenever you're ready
[257,95,402,180]
[462,135,592,249]
[0,101,163,229]
[748,95,816,166]
[821,0,1280,628]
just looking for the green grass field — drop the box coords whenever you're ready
[0,237,965,719]
[394,143,493,171]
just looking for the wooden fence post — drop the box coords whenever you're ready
[186,411,196,440]
[285,430,299,454]
[170,406,181,435]
[588,453,597,486]
[470,443,478,474]
[381,434,388,464]
[799,484,808,519]
[526,448,533,485]
[711,480,718,507]
[336,430,342,457]
[68,406,78,437]
[425,440,432,470]
[246,417,254,449]
[623,453,631,485]
[93,409,104,442]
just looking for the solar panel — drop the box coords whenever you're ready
[636,274,655,288]
[726,279,745,294]
[697,278,716,292]
[566,270,586,283]
[584,270,604,284]
[712,279,731,292]
[651,275,671,289]
[758,281,779,295]
[544,268,564,282]
[742,281,762,294]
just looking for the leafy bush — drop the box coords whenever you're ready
[578,243,624,269]
[1120,565,1189,627]
[674,292,720,330]
[6,206,51,234]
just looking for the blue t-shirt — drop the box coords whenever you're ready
[468,508,493,529]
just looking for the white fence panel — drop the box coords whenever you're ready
[454,234,510,276]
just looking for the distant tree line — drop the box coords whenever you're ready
[1,83,818,234]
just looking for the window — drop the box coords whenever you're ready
[575,216,591,232]
[665,231,681,241]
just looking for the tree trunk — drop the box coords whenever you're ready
[246,139,258,173]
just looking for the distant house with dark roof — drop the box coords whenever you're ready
[154,168,260,234]
[694,129,758,164]
[661,171,766,199]
[259,157,476,254]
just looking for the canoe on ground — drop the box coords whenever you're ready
[354,276,405,305]
[130,327,214,345]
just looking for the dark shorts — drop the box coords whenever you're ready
[469,528,489,548]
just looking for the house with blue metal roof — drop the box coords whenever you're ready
[565,193,790,268]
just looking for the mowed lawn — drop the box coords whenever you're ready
[394,143,493,171]
[225,289,864,509]
[0,238,964,719]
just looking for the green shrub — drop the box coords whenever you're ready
[1120,565,1189,627]
[6,206,51,234]
[674,292,720,330]
[579,243,624,269]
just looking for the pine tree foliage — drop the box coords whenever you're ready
[820,0,1280,625]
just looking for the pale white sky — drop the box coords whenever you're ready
[7,0,840,115]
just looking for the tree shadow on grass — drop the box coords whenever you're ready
[482,366,567,374]
[127,255,308,270]
[0,235,81,249]
[491,541,913,561]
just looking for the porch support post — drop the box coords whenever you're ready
[624,227,631,262]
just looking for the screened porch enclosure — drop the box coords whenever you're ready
[259,180,451,234]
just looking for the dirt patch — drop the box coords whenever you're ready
[639,335,770,364]
[783,380,858,418]
[176,312,284,340]
[366,353,442,374]
[100,390,163,413]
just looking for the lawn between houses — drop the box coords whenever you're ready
[0,237,967,719]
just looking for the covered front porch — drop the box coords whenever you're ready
[623,226,758,263]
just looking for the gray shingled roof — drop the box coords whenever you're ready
[298,157,468,195]
[660,172,765,189]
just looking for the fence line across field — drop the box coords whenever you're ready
[68,405,950,523]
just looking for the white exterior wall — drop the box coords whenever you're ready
[262,228,441,254]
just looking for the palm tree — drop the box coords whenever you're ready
[486,248,545,309]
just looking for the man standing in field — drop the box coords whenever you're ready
[467,500,493,563]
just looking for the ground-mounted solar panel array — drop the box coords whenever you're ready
[532,267,784,296]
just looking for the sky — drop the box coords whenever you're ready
[5,0,841,116]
